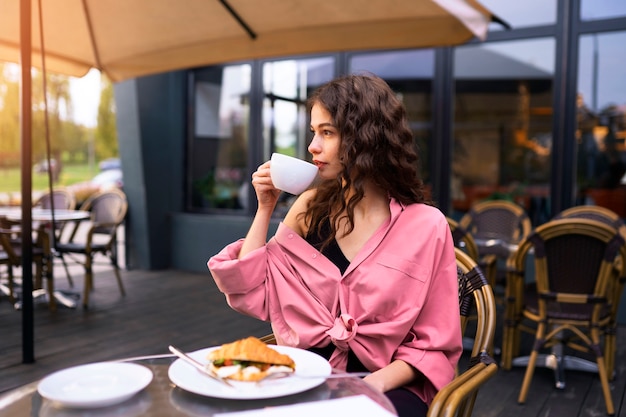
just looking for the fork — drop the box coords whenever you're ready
[168,345,234,387]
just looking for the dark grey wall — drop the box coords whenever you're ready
[114,72,186,270]
[170,214,279,273]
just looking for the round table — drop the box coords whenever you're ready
[0,354,398,416]
[5,208,91,222]
[2,208,91,310]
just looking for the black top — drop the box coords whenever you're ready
[305,218,350,274]
[304,219,367,372]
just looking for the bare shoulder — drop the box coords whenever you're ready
[282,189,316,237]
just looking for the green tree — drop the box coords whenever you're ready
[31,69,73,166]
[0,64,116,170]
[95,75,118,159]
[0,62,20,167]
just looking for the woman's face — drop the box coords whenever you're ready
[308,103,342,180]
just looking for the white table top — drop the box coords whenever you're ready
[0,206,20,217]
[4,208,90,222]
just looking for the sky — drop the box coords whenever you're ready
[68,68,101,127]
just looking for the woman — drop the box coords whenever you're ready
[208,73,461,417]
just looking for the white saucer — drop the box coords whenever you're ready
[37,362,153,408]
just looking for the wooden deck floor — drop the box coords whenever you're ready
[1,260,625,416]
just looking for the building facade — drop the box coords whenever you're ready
[114,0,626,315]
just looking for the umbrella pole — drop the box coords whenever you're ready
[38,0,58,247]
[20,0,35,364]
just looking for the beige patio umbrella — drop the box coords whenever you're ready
[1,0,503,362]
[0,0,503,82]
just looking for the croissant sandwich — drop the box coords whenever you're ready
[207,336,296,382]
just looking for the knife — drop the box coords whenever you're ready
[168,345,234,387]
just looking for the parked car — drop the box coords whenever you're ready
[33,158,61,180]
[98,158,121,171]
[68,168,123,206]
[91,168,123,189]
[33,158,57,173]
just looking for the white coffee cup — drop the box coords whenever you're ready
[270,153,318,195]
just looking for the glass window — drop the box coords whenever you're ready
[188,64,251,211]
[452,39,555,224]
[349,49,435,185]
[479,0,556,30]
[262,57,335,214]
[581,0,626,21]
[262,58,334,161]
[576,31,626,217]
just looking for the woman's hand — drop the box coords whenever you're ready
[251,161,281,210]
[238,161,282,259]
[362,360,419,393]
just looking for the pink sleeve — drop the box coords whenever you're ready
[207,239,271,321]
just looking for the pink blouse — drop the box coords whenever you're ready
[208,199,462,404]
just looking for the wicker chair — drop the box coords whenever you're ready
[34,188,76,211]
[427,248,498,417]
[502,218,625,415]
[55,189,128,308]
[459,199,532,259]
[553,205,626,381]
[447,217,496,290]
[459,200,531,302]
[0,230,15,301]
[0,228,49,305]
[261,248,499,417]
[33,188,77,286]
[555,205,625,239]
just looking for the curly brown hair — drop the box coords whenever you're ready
[304,73,431,247]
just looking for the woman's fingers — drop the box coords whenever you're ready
[252,161,281,205]
[252,162,274,188]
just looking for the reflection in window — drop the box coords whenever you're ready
[576,31,626,217]
[349,49,434,186]
[453,39,555,224]
[478,0,556,30]
[581,0,626,21]
[262,58,334,215]
[188,64,251,211]
[262,58,334,161]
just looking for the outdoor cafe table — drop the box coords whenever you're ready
[0,354,398,416]
[2,208,90,309]
[4,208,91,224]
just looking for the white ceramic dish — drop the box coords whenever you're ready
[270,153,318,195]
[37,362,153,408]
[168,345,331,400]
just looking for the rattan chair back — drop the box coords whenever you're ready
[55,188,128,308]
[459,200,531,258]
[428,248,498,417]
[508,218,625,415]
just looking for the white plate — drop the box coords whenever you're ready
[37,362,153,408]
[168,345,331,400]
